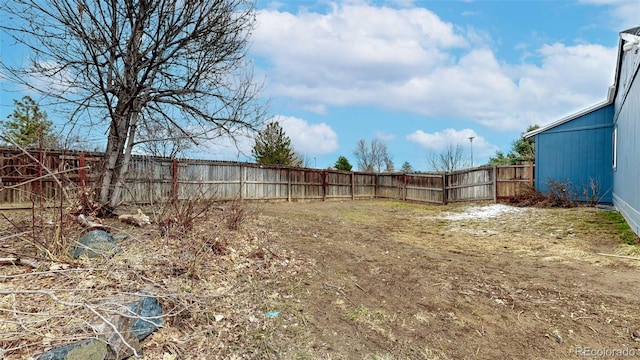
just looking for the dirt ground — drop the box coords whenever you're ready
[1,199,640,359]
[254,200,640,360]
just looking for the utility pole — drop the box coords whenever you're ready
[469,136,475,168]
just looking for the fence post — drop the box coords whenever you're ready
[0,151,3,204]
[351,172,355,201]
[239,164,244,200]
[441,173,447,205]
[492,165,498,203]
[374,174,378,199]
[529,162,534,187]
[322,170,327,201]
[79,152,87,187]
[287,167,291,202]
[171,159,179,203]
[402,174,407,201]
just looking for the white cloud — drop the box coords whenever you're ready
[406,128,498,157]
[183,115,341,161]
[253,2,618,131]
[579,0,640,29]
[253,3,467,88]
[193,131,255,161]
[375,131,396,141]
[275,115,339,155]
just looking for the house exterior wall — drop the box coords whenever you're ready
[612,47,640,234]
[534,104,614,203]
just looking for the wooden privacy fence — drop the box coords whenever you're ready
[0,148,534,206]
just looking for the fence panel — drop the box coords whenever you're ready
[121,156,167,204]
[0,148,534,207]
[0,149,103,205]
[446,167,494,202]
[289,168,323,200]
[353,173,376,199]
[0,150,39,204]
[376,174,403,200]
[496,164,534,200]
[243,165,289,200]
[326,171,353,199]
[405,174,444,203]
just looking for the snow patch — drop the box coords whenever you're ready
[440,204,527,221]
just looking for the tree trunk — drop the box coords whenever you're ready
[100,116,127,207]
[108,106,140,209]
[100,97,135,210]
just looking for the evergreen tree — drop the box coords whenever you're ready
[334,156,353,171]
[252,122,299,166]
[489,125,539,164]
[2,96,57,147]
[400,161,414,173]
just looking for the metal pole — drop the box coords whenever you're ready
[469,136,475,168]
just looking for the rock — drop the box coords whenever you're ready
[36,296,162,360]
[112,234,129,242]
[99,314,142,360]
[71,230,122,259]
[37,338,108,360]
[127,296,164,340]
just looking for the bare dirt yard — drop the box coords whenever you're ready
[2,199,640,359]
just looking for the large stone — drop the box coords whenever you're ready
[37,338,108,360]
[98,314,142,360]
[71,230,122,259]
[36,296,163,360]
[127,296,164,340]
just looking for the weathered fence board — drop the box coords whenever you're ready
[405,174,445,204]
[377,174,403,200]
[353,173,377,199]
[446,167,494,203]
[326,171,353,199]
[495,164,534,200]
[0,148,534,207]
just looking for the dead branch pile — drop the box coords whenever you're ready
[0,207,312,359]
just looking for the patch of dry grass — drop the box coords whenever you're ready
[0,204,312,359]
[2,199,640,359]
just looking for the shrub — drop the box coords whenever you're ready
[510,180,591,208]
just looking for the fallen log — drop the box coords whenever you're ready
[0,256,39,268]
[118,209,151,227]
[77,214,105,229]
[597,253,640,260]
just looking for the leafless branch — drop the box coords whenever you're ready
[1,0,267,210]
[429,144,467,173]
[353,138,392,173]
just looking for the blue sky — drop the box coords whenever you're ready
[1,0,639,170]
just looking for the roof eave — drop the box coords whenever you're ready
[524,26,640,139]
[523,99,613,139]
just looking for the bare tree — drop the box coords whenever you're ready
[136,119,193,158]
[353,138,392,173]
[0,0,265,211]
[384,156,395,173]
[429,144,467,173]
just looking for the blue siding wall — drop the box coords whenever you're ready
[612,48,640,235]
[534,104,614,203]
